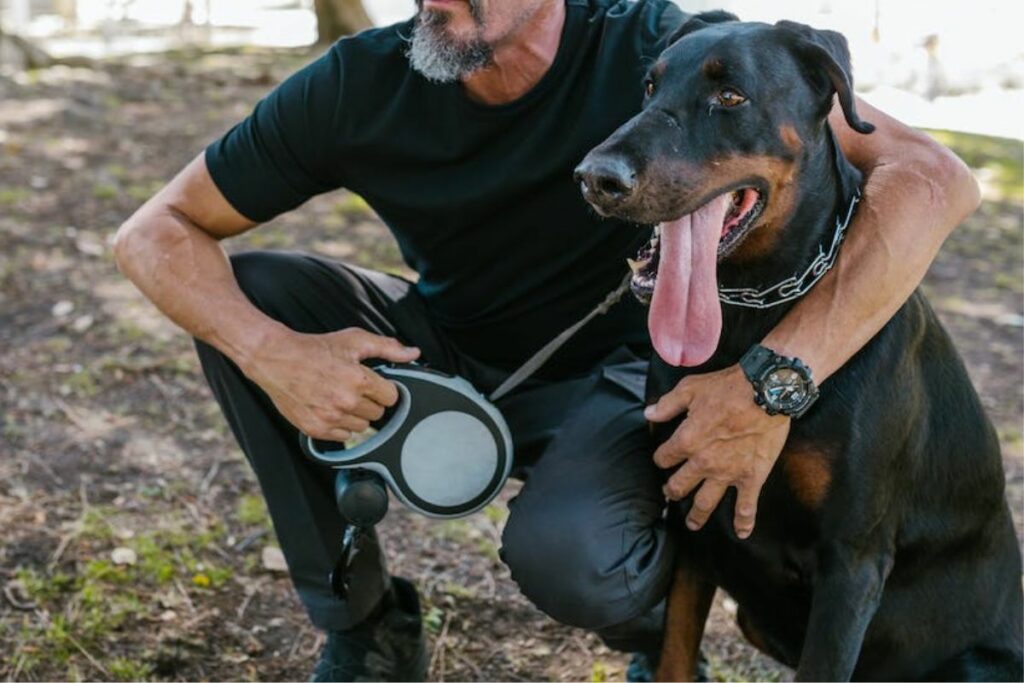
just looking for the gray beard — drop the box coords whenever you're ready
[407,9,493,83]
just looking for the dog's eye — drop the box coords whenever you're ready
[644,79,656,98]
[716,88,747,107]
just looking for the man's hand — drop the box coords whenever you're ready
[645,365,790,539]
[243,327,420,443]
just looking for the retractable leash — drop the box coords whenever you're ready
[299,274,632,597]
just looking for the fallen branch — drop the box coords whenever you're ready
[0,25,97,69]
[0,26,53,69]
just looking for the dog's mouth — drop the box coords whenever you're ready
[628,186,764,367]
[628,187,764,304]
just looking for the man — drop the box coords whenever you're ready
[114,0,980,680]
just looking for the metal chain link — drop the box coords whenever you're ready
[718,191,861,309]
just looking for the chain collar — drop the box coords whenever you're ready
[718,190,861,309]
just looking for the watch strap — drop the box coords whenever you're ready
[739,344,819,418]
[739,344,775,385]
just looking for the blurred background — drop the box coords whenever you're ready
[0,1,1021,681]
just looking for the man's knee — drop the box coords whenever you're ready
[500,494,671,631]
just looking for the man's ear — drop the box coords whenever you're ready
[775,20,875,134]
[668,10,739,46]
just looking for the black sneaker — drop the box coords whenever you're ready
[626,651,656,682]
[310,577,428,682]
[626,650,709,682]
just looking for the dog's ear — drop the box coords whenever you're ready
[668,10,739,46]
[774,21,874,134]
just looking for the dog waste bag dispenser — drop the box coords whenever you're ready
[301,364,514,519]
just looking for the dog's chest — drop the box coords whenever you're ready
[705,467,825,608]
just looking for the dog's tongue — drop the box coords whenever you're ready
[649,194,730,366]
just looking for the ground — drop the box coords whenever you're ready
[0,48,1021,682]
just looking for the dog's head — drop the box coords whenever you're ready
[575,14,873,366]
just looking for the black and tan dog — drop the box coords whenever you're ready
[575,12,1022,682]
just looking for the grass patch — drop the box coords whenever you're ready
[483,503,507,526]
[81,507,116,541]
[926,130,1024,202]
[10,515,232,677]
[423,605,445,635]
[441,581,477,600]
[333,192,372,218]
[126,180,166,203]
[64,367,101,397]
[433,519,474,544]
[236,493,271,528]
[92,183,120,201]
[242,228,296,249]
[108,657,154,681]
[0,186,29,206]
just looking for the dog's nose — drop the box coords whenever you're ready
[574,157,638,203]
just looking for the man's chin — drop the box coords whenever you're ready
[407,13,493,83]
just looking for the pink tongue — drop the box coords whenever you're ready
[649,194,731,366]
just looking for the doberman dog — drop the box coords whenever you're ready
[575,11,1023,682]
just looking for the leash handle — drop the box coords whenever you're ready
[489,273,632,401]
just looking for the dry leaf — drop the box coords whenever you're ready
[261,546,287,573]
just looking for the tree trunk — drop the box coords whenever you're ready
[314,0,373,44]
[0,24,54,70]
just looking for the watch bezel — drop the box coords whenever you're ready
[741,346,820,418]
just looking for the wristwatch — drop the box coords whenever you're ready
[739,345,819,418]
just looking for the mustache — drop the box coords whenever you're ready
[415,0,485,24]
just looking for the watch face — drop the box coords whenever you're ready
[762,367,809,411]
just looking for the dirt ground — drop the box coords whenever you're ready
[0,49,1021,682]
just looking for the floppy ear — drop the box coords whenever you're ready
[775,20,875,134]
[668,10,739,46]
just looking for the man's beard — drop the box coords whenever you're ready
[407,3,494,83]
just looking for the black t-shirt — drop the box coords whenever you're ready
[206,0,687,378]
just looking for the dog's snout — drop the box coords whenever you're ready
[574,156,638,204]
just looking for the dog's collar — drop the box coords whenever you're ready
[718,190,861,309]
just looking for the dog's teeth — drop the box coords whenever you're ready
[627,257,650,274]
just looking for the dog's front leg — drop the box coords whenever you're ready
[656,557,716,682]
[795,541,894,681]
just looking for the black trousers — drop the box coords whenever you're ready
[195,251,675,652]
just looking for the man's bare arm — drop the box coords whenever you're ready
[763,96,981,378]
[114,155,420,441]
[647,97,981,537]
[114,154,270,364]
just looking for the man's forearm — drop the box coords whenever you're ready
[113,207,287,372]
[763,103,981,382]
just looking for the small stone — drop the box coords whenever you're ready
[997,313,1024,328]
[52,300,74,317]
[111,547,137,566]
[261,546,288,573]
[75,237,104,257]
[71,315,94,333]
[159,609,177,622]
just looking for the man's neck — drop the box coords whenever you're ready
[460,1,566,106]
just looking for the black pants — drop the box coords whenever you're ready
[195,251,675,652]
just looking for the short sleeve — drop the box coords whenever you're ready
[205,47,346,223]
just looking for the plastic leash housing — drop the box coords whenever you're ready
[301,364,514,519]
